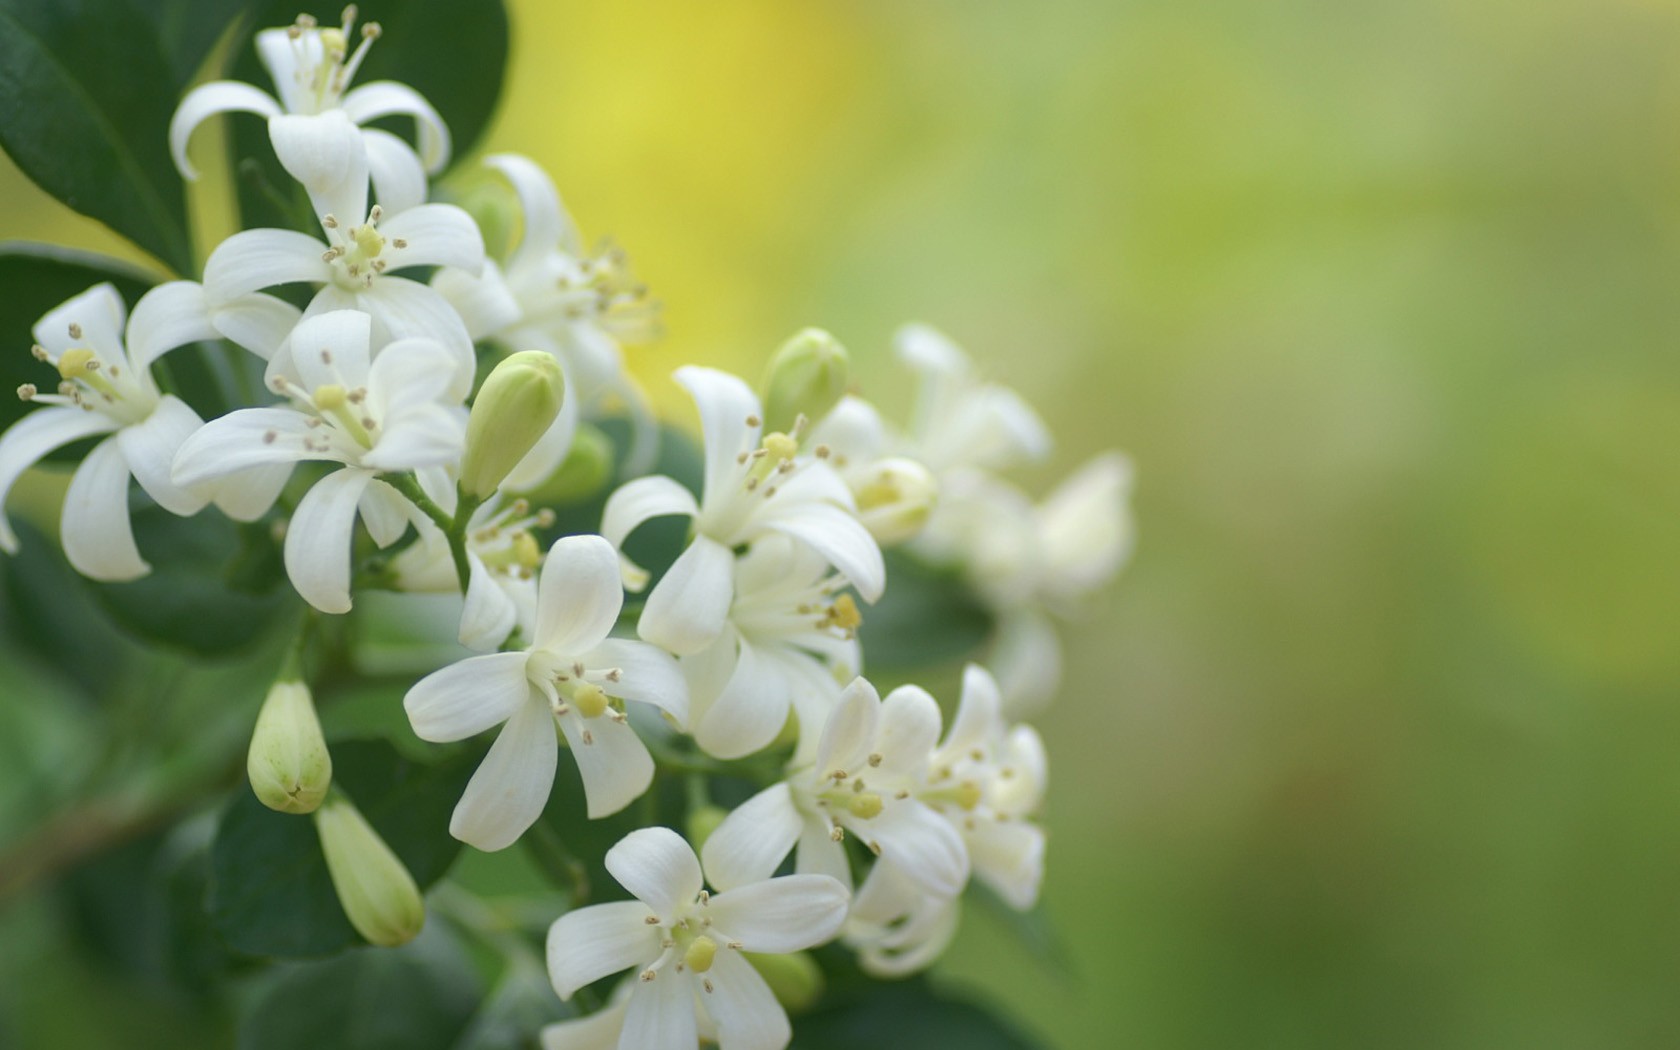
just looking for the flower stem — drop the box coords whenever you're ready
[383,472,474,592]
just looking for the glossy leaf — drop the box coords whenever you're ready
[856,550,995,670]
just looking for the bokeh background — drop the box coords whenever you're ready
[4,0,1680,1047]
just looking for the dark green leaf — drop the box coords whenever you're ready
[793,978,1044,1050]
[0,521,139,698]
[0,2,193,271]
[131,0,251,88]
[450,960,570,1050]
[857,551,995,670]
[207,738,477,958]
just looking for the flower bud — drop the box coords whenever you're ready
[852,456,938,546]
[762,328,849,433]
[510,422,614,504]
[247,680,331,814]
[314,794,425,947]
[745,951,825,1014]
[461,351,566,499]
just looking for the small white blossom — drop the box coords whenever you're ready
[546,827,848,1050]
[404,535,688,849]
[842,862,961,978]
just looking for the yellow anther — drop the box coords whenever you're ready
[955,780,983,811]
[683,935,718,974]
[572,682,609,720]
[319,27,347,53]
[313,384,348,411]
[827,594,862,632]
[353,225,385,258]
[848,792,884,819]
[762,432,799,462]
[511,531,541,569]
[56,348,97,380]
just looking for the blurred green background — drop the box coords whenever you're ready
[4,0,1680,1047]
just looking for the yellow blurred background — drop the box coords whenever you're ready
[5,0,1680,1046]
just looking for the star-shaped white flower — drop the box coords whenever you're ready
[172,309,466,613]
[842,861,961,978]
[0,283,288,580]
[602,366,883,657]
[404,535,688,850]
[546,827,848,1050]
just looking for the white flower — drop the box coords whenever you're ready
[201,111,483,400]
[435,154,660,487]
[172,309,466,613]
[680,534,859,760]
[807,395,937,547]
[0,283,287,580]
[894,323,1050,476]
[842,862,961,978]
[700,677,969,901]
[170,7,448,216]
[546,827,848,1050]
[602,366,883,656]
[403,535,688,849]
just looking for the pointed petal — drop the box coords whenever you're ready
[205,229,330,303]
[283,467,372,613]
[866,802,970,900]
[620,962,698,1050]
[708,874,849,955]
[813,677,880,776]
[210,463,294,521]
[289,308,372,391]
[116,396,209,515]
[210,293,302,361]
[404,650,532,742]
[269,111,368,225]
[431,260,522,342]
[701,949,791,1050]
[378,203,485,275]
[967,819,1044,910]
[808,394,886,462]
[340,81,451,172]
[169,81,281,179]
[540,997,627,1050]
[694,636,788,760]
[487,153,581,263]
[451,695,558,851]
[589,638,688,726]
[61,437,146,581]
[989,610,1062,718]
[533,534,624,654]
[673,366,760,514]
[600,475,698,590]
[171,407,316,488]
[872,685,942,780]
[794,815,851,888]
[604,827,703,921]
[362,127,427,216]
[699,783,801,893]
[944,663,1004,755]
[546,900,662,1000]
[33,284,126,360]
[637,534,733,657]
[253,27,311,112]
[359,478,411,547]
[125,281,215,371]
[558,713,654,819]
[761,503,883,602]
[359,277,475,400]
[0,407,119,553]
[460,553,519,651]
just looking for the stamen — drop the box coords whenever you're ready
[16,384,36,401]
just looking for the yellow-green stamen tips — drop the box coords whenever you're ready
[352,224,385,257]
[683,935,718,974]
[572,681,609,720]
[313,383,347,410]
[511,531,541,569]
[762,327,850,433]
[848,791,884,819]
[56,348,97,380]
[763,432,799,462]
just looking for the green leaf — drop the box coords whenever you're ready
[237,924,481,1050]
[0,2,193,271]
[0,243,155,453]
[450,959,570,1050]
[856,551,995,670]
[0,521,140,699]
[792,978,1044,1050]
[130,0,251,88]
[207,738,477,958]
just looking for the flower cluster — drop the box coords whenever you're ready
[0,9,1131,1049]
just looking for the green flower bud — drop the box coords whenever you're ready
[509,422,614,503]
[314,794,425,947]
[853,456,938,546]
[247,680,331,814]
[685,804,730,853]
[762,328,850,434]
[745,951,825,1014]
[461,351,567,499]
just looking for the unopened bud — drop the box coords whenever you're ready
[247,681,331,814]
[461,351,566,499]
[852,456,937,546]
[315,794,425,947]
[745,951,825,1014]
[762,328,849,433]
[685,804,730,852]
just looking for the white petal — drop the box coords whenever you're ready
[944,663,1004,755]
[967,819,1044,910]
[205,229,330,303]
[269,111,368,225]
[813,677,880,777]
[533,534,624,654]
[589,638,688,726]
[637,535,733,657]
[558,712,654,820]
[33,284,126,360]
[0,407,119,553]
[362,127,427,216]
[210,293,301,361]
[895,323,969,376]
[794,815,851,888]
[872,685,942,780]
[125,281,215,372]
[693,636,787,760]
[362,402,465,472]
[432,260,522,342]
[486,153,581,263]
[1038,450,1135,598]
[700,783,802,893]
[620,962,698,1050]
[460,553,519,651]
[604,827,703,921]
[761,503,883,603]
[673,366,760,515]
[253,27,311,112]
[600,475,698,590]
[540,998,627,1050]
[169,81,281,179]
[866,802,970,900]
[404,650,532,741]
[358,478,411,548]
[283,467,372,613]
[359,277,475,400]
[701,949,790,1050]
[289,308,372,391]
[546,900,661,1000]
[340,81,451,172]
[708,874,849,956]
[808,394,886,462]
[171,407,316,488]
[378,203,485,275]
[989,610,1062,718]
[451,695,558,851]
[116,396,209,516]
[209,463,294,521]
[61,437,146,581]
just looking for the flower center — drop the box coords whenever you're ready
[528,653,627,745]
[320,206,408,289]
[550,241,658,343]
[19,327,154,426]
[286,6,381,113]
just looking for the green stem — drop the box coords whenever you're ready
[383,472,472,592]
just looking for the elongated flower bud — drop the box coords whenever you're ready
[315,794,425,947]
[247,680,331,814]
[745,950,825,1013]
[461,351,566,499]
[853,456,937,546]
[762,328,849,433]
